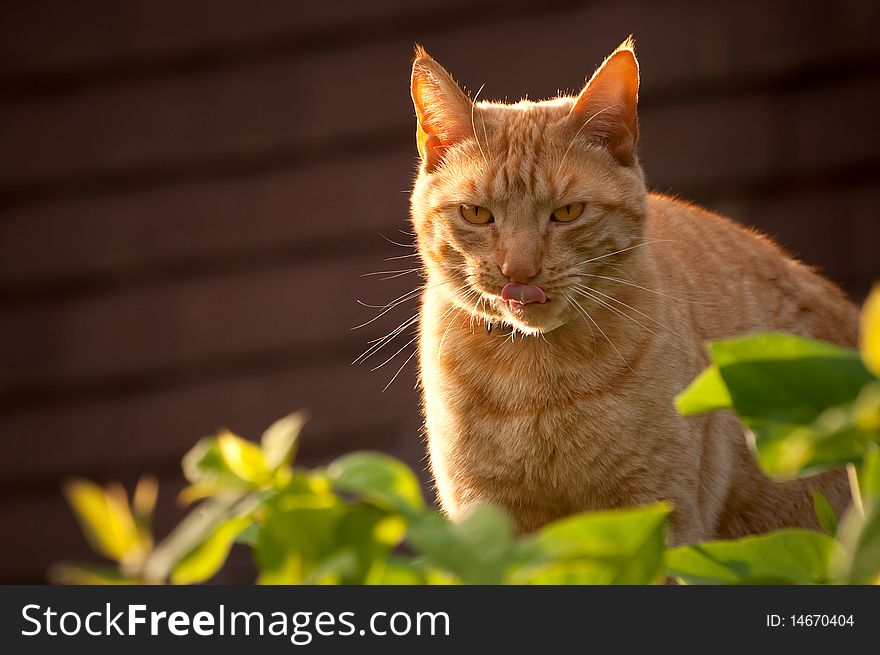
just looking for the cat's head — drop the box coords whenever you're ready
[409,39,648,336]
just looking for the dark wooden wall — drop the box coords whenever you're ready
[1,0,878,582]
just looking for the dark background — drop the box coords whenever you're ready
[0,0,878,583]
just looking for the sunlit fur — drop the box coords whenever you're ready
[409,41,858,544]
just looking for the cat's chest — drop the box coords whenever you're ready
[425,365,643,526]
[419,314,673,514]
[435,333,632,425]
[427,344,641,480]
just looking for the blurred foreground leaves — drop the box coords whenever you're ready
[56,287,880,585]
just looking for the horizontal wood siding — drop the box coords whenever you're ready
[0,0,878,581]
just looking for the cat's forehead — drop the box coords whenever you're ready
[452,99,574,196]
[474,97,577,156]
[477,97,573,126]
[425,96,613,204]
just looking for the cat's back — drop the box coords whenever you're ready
[643,193,859,347]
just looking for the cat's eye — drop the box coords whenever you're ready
[460,204,494,224]
[551,202,586,223]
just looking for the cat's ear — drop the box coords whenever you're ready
[569,37,640,165]
[411,46,474,171]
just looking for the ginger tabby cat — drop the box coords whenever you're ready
[408,39,857,544]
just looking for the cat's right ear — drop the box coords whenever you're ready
[570,37,640,165]
[411,47,474,172]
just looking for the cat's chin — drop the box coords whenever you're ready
[498,301,566,335]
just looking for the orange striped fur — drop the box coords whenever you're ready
[409,40,857,543]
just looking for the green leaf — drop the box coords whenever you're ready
[254,471,344,584]
[303,503,402,585]
[366,556,428,585]
[676,333,878,475]
[511,503,669,585]
[328,452,426,517]
[182,438,249,488]
[752,381,880,475]
[217,431,270,485]
[235,522,259,546]
[668,529,839,584]
[675,365,732,415]
[860,446,880,500]
[140,495,247,583]
[811,490,838,536]
[261,410,308,470]
[709,333,872,413]
[170,517,250,584]
[63,479,143,564]
[301,551,363,585]
[255,543,301,585]
[407,505,514,584]
[255,504,339,585]
[259,495,341,560]
[841,502,880,584]
[679,333,872,421]
[253,478,397,585]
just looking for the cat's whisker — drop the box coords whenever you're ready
[470,84,490,170]
[380,234,416,249]
[371,333,419,372]
[565,293,631,370]
[562,293,596,340]
[356,283,426,310]
[562,295,596,352]
[355,320,417,366]
[619,232,681,245]
[574,239,679,267]
[603,261,637,282]
[437,304,466,360]
[468,292,484,333]
[384,252,421,261]
[380,271,422,281]
[358,280,471,366]
[354,278,459,329]
[361,266,422,282]
[360,268,421,278]
[365,313,419,347]
[579,273,714,305]
[436,285,485,357]
[573,286,691,357]
[573,283,687,340]
[353,313,419,365]
[356,297,415,310]
[383,348,419,392]
[353,287,424,327]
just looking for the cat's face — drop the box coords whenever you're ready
[410,41,648,335]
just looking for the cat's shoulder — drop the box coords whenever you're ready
[644,192,784,252]
[646,192,734,227]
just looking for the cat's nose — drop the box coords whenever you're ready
[500,260,540,284]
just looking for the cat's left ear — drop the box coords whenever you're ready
[570,37,640,165]
[411,47,474,172]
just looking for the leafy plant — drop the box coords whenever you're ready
[56,287,880,585]
[674,284,880,584]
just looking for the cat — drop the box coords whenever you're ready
[407,38,858,544]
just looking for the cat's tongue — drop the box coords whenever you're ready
[501,282,546,306]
